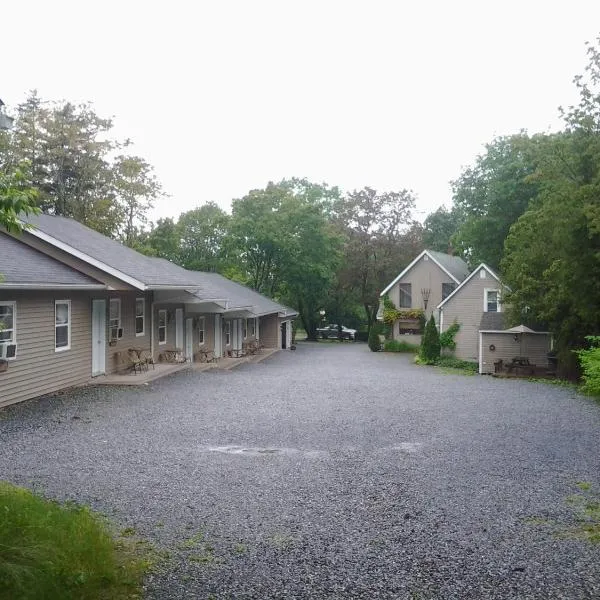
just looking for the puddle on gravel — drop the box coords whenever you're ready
[207,445,303,457]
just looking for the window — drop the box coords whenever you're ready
[197,317,205,345]
[158,310,167,344]
[225,321,231,345]
[243,319,248,339]
[250,318,256,337]
[398,283,412,308]
[442,282,456,301]
[479,269,487,279]
[135,298,145,337]
[55,300,71,351]
[485,289,500,312]
[0,302,16,344]
[109,298,122,340]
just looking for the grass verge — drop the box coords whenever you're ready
[383,340,419,353]
[0,481,150,600]
[415,355,478,374]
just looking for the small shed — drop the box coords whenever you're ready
[479,317,553,374]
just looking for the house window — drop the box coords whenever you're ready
[243,319,248,339]
[225,321,231,345]
[158,310,167,345]
[135,298,145,337]
[0,301,16,344]
[55,300,71,351]
[109,298,122,340]
[198,317,205,345]
[398,283,411,308]
[485,289,500,312]
[442,283,456,301]
[479,269,487,279]
[250,318,256,337]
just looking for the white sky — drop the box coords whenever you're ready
[3,1,600,222]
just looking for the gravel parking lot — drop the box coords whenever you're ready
[1,342,600,599]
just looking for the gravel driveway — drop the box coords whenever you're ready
[1,343,600,599]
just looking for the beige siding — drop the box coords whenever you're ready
[0,290,93,408]
[388,255,457,324]
[441,268,503,361]
[153,303,184,362]
[259,314,280,349]
[481,332,552,374]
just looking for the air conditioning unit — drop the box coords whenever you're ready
[0,343,17,359]
[110,327,124,341]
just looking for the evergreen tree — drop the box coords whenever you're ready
[419,315,440,364]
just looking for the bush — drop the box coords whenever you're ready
[576,336,600,396]
[439,321,460,351]
[355,330,369,342]
[435,356,478,373]
[419,314,440,364]
[368,323,383,352]
[383,339,419,353]
[0,482,148,600]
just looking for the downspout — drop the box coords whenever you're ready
[151,298,155,361]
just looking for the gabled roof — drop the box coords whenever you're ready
[437,263,502,310]
[380,249,469,297]
[479,312,507,331]
[17,214,297,317]
[0,232,105,289]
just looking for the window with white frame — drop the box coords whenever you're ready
[158,310,167,344]
[398,283,412,308]
[0,301,16,344]
[109,298,122,340]
[243,319,248,339]
[55,300,71,351]
[484,289,500,312]
[135,298,145,336]
[225,321,231,345]
[197,317,205,345]
[250,318,256,337]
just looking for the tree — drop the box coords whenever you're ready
[112,155,163,246]
[502,37,600,377]
[178,202,230,272]
[0,165,39,233]
[143,217,181,260]
[422,206,464,253]
[419,314,440,364]
[332,187,421,332]
[451,132,546,269]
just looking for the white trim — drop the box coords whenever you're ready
[109,298,122,339]
[0,301,17,354]
[135,297,145,337]
[0,283,106,289]
[439,308,444,333]
[55,299,71,352]
[479,329,551,334]
[225,320,231,346]
[380,250,463,297]
[437,263,502,310]
[478,332,483,374]
[158,309,167,345]
[484,288,501,313]
[243,318,248,339]
[21,224,146,290]
[197,316,206,346]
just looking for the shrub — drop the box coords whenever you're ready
[435,356,478,373]
[576,336,600,396]
[0,482,148,600]
[368,323,383,352]
[439,321,460,351]
[419,314,440,364]
[383,339,419,353]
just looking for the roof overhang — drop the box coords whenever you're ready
[479,330,551,335]
[0,283,107,290]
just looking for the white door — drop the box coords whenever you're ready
[214,314,222,358]
[175,308,184,349]
[233,319,242,353]
[185,318,193,361]
[91,299,106,376]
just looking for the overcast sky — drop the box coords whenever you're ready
[3,1,600,222]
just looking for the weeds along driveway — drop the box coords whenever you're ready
[1,342,600,599]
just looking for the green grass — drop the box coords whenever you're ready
[383,339,419,353]
[434,356,479,373]
[0,481,149,600]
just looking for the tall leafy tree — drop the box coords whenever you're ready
[422,206,464,253]
[332,187,421,330]
[502,37,600,377]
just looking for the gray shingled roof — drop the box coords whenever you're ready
[479,312,508,331]
[0,233,103,286]
[428,250,470,282]
[19,214,297,316]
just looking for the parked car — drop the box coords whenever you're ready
[316,324,357,340]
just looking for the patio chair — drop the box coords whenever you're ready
[139,349,155,370]
[127,348,146,374]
